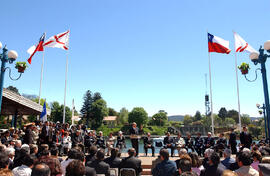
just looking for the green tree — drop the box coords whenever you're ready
[119,107,129,124]
[128,107,148,127]
[241,114,251,126]
[93,92,102,102]
[152,111,168,126]
[248,124,262,139]
[183,115,193,125]
[194,111,202,121]
[80,90,93,127]
[214,115,222,126]
[227,109,239,123]
[50,101,71,124]
[202,115,211,127]
[108,108,118,116]
[224,118,236,128]
[6,86,19,94]
[90,99,108,129]
[218,107,227,120]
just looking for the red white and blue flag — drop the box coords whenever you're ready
[27,33,45,64]
[208,33,231,54]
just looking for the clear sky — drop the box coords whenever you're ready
[0,0,270,117]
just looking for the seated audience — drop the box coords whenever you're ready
[31,163,51,176]
[152,149,177,176]
[178,158,197,176]
[61,148,79,175]
[119,148,142,176]
[86,149,110,176]
[235,151,259,176]
[251,151,262,171]
[104,148,121,168]
[106,133,115,156]
[164,132,175,157]
[221,148,235,169]
[222,170,238,176]
[85,146,97,164]
[12,154,35,176]
[200,152,225,176]
[66,159,85,176]
[189,152,203,175]
[143,132,155,157]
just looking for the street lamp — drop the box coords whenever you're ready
[245,41,270,139]
[256,103,267,138]
[0,42,23,114]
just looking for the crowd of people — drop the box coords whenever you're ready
[0,121,268,176]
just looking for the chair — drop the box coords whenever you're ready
[155,141,163,147]
[110,168,118,176]
[120,168,136,176]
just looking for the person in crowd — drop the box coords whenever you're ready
[185,133,194,152]
[50,146,63,163]
[52,130,62,155]
[204,132,215,153]
[104,148,121,168]
[194,132,204,157]
[258,157,270,176]
[0,151,10,169]
[86,149,110,176]
[235,151,259,176]
[215,133,227,157]
[0,168,13,176]
[222,170,238,176]
[119,148,142,176]
[251,151,262,171]
[240,126,253,150]
[189,152,203,175]
[66,159,85,176]
[152,155,162,173]
[129,122,140,157]
[29,144,38,159]
[13,147,29,169]
[24,124,34,145]
[84,131,96,153]
[177,158,197,176]
[174,133,185,155]
[31,163,51,176]
[41,122,53,146]
[200,152,225,176]
[62,131,72,155]
[72,130,84,148]
[221,148,235,169]
[106,132,115,156]
[202,148,214,168]
[12,154,35,176]
[61,148,79,175]
[143,132,155,157]
[175,152,191,171]
[2,131,11,145]
[85,146,97,164]
[96,131,106,150]
[229,128,237,154]
[164,132,175,157]
[152,149,177,176]
[5,147,15,169]
[116,131,126,152]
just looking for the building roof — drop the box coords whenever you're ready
[103,116,117,121]
[1,88,51,116]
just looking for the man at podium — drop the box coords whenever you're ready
[129,122,140,156]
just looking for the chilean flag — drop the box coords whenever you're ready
[208,33,231,54]
[27,33,45,64]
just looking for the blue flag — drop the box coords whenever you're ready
[40,101,47,122]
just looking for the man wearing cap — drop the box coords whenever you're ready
[116,131,126,152]
[203,132,215,153]
[130,122,140,156]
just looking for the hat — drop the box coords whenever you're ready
[259,163,270,175]
[208,132,212,135]
[119,131,123,134]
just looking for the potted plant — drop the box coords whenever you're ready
[238,62,250,75]
[15,62,28,73]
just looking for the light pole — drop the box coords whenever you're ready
[0,42,23,114]
[257,103,267,138]
[247,41,270,139]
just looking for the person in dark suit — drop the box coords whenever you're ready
[203,132,215,153]
[104,148,121,168]
[119,148,142,176]
[194,132,204,157]
[84,131,96,153]
[229,128,237,154]
[163,132,175,157]
[96,131,106,149]
[200,152,224,176]
[52,130,62,154]
[86,146,97,164]
[23,124,34,145]
[129,122,140,156]
[72,130,84,148]
[240,126,252,149]
[116,131,126,152]
[144,133,155,157]
[86,150,110,176]
[215,133,227,157]
[185,133,194,152]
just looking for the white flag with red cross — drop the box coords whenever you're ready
[43,30,70,50]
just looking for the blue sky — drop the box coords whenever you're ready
[0,0,270,117]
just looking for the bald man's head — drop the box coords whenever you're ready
[31,163,51,176]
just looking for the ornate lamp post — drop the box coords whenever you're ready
[243,41,270,138]
[256,103,267,138]
[0,42,24,114]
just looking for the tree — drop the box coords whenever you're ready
[119,107,129,124]
[224,118,236,128]
[128,107,148,127]
[194,111,202,121]
[183,115,193,125]
[80,90,93,127]
[202,115,211,127]
[90,99,108,129]
[218,107,227,120]
[241,114,251,126]
[214,115,222,126]
[50,101,72,124]
[227,110,239,123]
[93,92,102,102]
[248,124,262,139]
[152,111,168,126]
[108,108,118,116]
[6,86,19,94]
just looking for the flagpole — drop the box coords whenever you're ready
[207,31,215,135]
[233,31,242,132]
[72,99,74,125]
[63,30,70,124]
[39,44,45,105]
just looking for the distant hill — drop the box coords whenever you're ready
[168,115,185,121]
[250,117,262,121]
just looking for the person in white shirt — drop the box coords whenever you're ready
[12,154,34,176]
[175,133,185,154]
